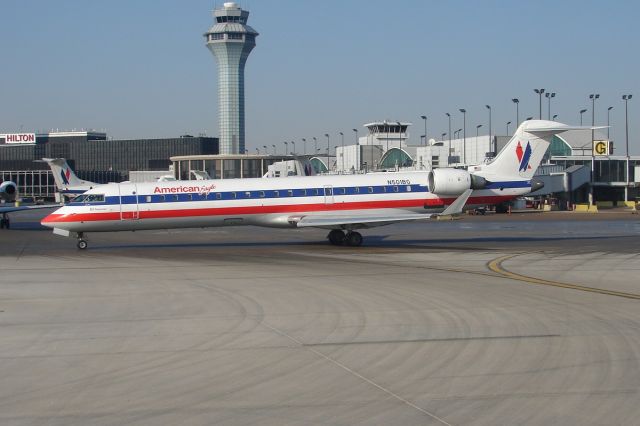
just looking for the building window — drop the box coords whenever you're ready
[228,33,243,40]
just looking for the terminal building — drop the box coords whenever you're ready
[0,131,218,199]
[332,121,639,206]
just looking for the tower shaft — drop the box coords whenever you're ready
[204,2,258,155]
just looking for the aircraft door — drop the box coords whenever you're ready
[323,185,334,204]
[119,183,139,220]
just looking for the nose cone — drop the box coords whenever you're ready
[41,207,67,229]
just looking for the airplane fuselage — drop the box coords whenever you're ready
[42,171,531,233]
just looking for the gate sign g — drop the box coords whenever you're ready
[593,140,609,156]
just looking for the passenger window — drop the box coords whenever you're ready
[146,195,152,203]
[314,189,320,196]
[301,189,307,196]
[231,192,237,199]
[259,191,265,198]
[187,194,193,201]
[160,195,166,202]
[216,193,222,199]
[354,187,360,194]
[393,186,399,192]
[245,191,251,198]
[406,185,412,192]
[368,187,374,193]
[288,190,294,197]
[273,190,280,197]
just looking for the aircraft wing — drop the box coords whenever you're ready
[291,189,473,229]
[0,204,59,214]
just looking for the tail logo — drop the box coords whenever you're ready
[61,168,71,185]
[516,141,532,172]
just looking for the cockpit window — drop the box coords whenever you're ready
[73,194,104,203]
[85,194,105,202]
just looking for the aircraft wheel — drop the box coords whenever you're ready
[77,239,88,250]
[328,229,345,245]
[345,231,363,247]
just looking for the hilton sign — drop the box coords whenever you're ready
[2,133,36,144]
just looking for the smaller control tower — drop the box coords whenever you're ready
[204,2,258,155]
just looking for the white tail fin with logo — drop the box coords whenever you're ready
[474,120,602,181]
[41,158,96,191]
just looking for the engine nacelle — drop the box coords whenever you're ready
[0,181,17,201]
[428,169,487,195]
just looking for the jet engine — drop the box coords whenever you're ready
[428,169,487,195]
[0,181,17,201]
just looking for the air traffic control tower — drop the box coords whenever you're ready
[204,2,258,155]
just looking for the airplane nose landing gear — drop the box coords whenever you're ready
[76,232,88,250]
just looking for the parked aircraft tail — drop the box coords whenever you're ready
[41,158,96,192]
[475,120,605,180]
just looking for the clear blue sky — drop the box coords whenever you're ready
[2,0,638,153]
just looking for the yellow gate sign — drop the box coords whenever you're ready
[593,140,610,156]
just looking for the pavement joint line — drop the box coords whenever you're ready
[488,253,640,300]
[260,321,455,426]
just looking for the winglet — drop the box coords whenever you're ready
[438,189,473,216]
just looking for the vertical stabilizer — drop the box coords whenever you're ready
[474,120,590,180]
[42,158,96,191]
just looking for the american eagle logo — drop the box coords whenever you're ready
[516,141,532,172]
[60,168,71,185]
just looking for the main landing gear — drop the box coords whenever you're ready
[76,232,88,250]
[327,229,363,247]
[0,213,10,229]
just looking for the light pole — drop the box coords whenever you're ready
[291,141,296,155]
[352,128,358,170]
[512,98,519,126]
[396,121,402,150]
[579,109,587,125]
[534,88,545,119]
[420,115,427,146]
[313,137,317,155]
[263,145,267,155]
[271,144,276,155]
[385,121,389,153]
[284,141,288,155]
[476,124,482,163]
[485,105,492,154]
[623,94,632,201]
[553,114,558,120]
[302,138,306,155]
[606,107,613,140]
[459,109,466,164]
[589,93,600,205]
[324,133,330,156]
[445,112,452,164]
[506,121,511,135]
[533,89,544,120]
[256,147,260,154]
[545,92,556,120]
[339,132,344,171]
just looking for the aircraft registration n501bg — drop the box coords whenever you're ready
[41,121,592,249]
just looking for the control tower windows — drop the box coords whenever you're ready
[216,16,246,23]
[228,33,244,40]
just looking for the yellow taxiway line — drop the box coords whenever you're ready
[488,253,640,300]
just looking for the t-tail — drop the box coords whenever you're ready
[473,120,602,182]
[41,158,96,192]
